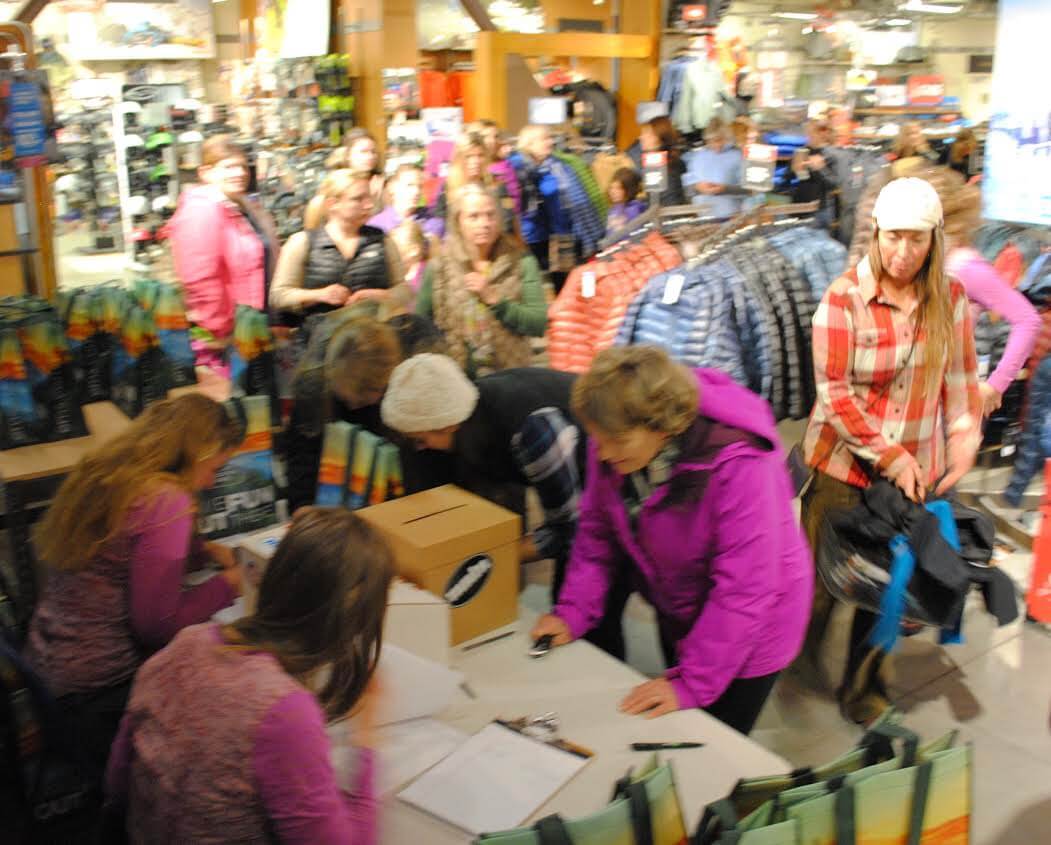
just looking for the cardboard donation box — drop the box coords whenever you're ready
[357,485,521,645]
[237,523,288,614]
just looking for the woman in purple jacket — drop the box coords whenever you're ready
[532,346,813,734]
[107,508,391,844]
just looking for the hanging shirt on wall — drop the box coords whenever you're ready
[673,59,731,134]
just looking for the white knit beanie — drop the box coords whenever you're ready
[381,353,479,433]
[873,177,943,231]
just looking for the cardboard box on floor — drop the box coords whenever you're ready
[236,524,453,664]
[357,485,521,646]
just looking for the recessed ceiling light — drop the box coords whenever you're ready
[772,11,819,21]
[898,1,962,14]
[885,18,913,26]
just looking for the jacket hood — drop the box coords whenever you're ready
[692,368,781,456]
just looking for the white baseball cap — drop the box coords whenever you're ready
[873,177,943,231]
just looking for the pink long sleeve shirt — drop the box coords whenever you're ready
[106,624,377,845]
[25,486,236,697]
[949,246,1041,395]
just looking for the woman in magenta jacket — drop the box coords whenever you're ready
[533,346,813,734]
[169,135,278,375]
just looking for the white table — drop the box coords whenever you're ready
[379,615,791,842]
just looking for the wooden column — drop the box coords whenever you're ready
[341,0,417,153]
[616,0,661,150]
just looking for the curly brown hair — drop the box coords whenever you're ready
[572,346,698,436]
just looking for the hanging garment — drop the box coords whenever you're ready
[548,155,606,259]
[673,58,731,134]
[591,152,636,195]
[553,151,608,222]
[765,225,848,300]
[546,233,682,373]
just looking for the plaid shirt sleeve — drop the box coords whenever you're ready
[942,282,982,453]
[510,408,583,561]
[811,283,912,478]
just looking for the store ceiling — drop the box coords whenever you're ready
[723,0,997,18]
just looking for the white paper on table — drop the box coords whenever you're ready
[373,718,468,794]
[375,644,464,727]
[397,721,589,835]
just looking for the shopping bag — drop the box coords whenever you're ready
[0,323,42,449]
[476,756,688,845]
[15,309,88,441]
[347,429,381,510]
[230,305,280,428]
[153,282,197,388]
[110,302,171,418]
[197,395,280,539]
[315,421,358,507]
[63,286,115,404]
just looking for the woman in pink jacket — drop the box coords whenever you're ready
[169,135,278,375]
[533,346,813,735]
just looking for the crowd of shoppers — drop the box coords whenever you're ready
[21,109,1025,843]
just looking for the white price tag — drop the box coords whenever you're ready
[1001,444,1016,457]
[581,270,596,299]
[662,274,685,305]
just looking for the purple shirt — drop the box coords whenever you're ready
[25,486,236,697]
[606,199,647,234]
[948,247,1040,395]
[368,205,443,239]
[106,624,377,845]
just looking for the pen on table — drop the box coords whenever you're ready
[631,741,705,751]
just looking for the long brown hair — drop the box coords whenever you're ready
[643,117,682,164]
[38,395,243,571]
[225,508,395,720]
[867,223,952,392]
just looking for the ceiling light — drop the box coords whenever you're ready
[772,12,819,21]
[885,18,913,26]
[898,1,962,14]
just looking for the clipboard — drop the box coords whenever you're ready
[397,720,593,835]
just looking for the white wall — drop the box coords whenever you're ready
[917,18,998,122]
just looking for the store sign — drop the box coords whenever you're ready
[7,79,48,167]
[907,75,946,106]
[983,0,1051,226]
[529,97,569,125]
[642,151,668,196]
[744,144,777,193]
[874,85,907,107]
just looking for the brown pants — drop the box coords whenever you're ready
[800,473,889,712]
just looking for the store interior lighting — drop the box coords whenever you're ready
[898,1,963,14]
[771,11,819,20]
[884,18,913,26]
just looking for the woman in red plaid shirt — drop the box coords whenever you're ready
[799,177,982,725]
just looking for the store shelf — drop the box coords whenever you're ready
[0,247,37,257]
[854,107,962,115]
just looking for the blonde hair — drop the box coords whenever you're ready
[303,168,374,231]
[572,346,698,436]
[949,128,976,165]
[38,395,242,571]
[202,135,247,168]
[867,222,952,392]
[517,125,551,158]
[909,165,980,248]
[892,122,926,159]
[446,131,494,194]
[324,148,352,170]
[390,219,427,263]
[731,116,755,149]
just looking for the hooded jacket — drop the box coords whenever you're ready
[554,369,813,709]
[169,186,277,344]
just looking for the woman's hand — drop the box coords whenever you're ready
[978,381,1003,418]
[464,271,501,305]
[887,453,925,503]
[529,614,573,647]
[619,678,681,718]
[349,674,383,750]
[936,436,978,497]
[221,565,243,594]
[348,288,390,304]
[205,540,238,570]
[312,284,351,308]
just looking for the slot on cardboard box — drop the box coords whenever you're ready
[357,485,521,645]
